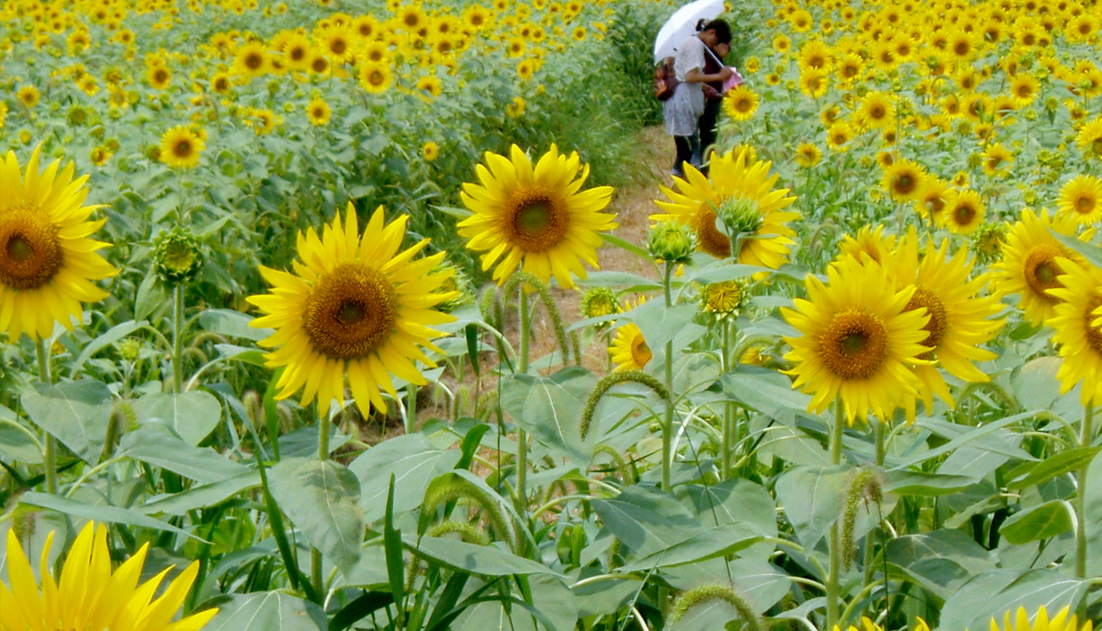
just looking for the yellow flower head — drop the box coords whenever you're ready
[1049,258,1102,406]
[654,147,798,269]
[609,295,650,371]
[0,147,117,341]
[722,85,759,122]
[1,522,218,631]
[159,125,205,169]
[1057,174,1102,226]
[248,205,459,414]
[458,144,616,288]
[989,605,1093,631]
[991,208,1084,326]
[782,256,931,423]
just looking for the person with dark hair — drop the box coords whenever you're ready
[696,40,730,175]
[662,18,733,178]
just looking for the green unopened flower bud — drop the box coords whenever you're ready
[435,261,472,313]
[647,220,695,264]
[268,79,281,96]
[718,195,763,237]
[67,105,88,125]
[699,279,746,318]
[116,338,142,361]
[1044,97,1058,112]
[105,136,120,151]
[152,226,204,285]
[971,222,1007,265]
[581,286,620,326]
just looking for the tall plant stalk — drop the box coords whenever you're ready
[721,319,735,479]
[313,403,332,597]
[826,400,845,630]
[172,284,185,393]
[661,261,675,491]
[1076,404,1095,579]
[36,338,57,494]
[516,286,530,507]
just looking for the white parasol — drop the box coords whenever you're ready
[653,0,726,63]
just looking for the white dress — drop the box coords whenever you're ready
[663,35,706,137]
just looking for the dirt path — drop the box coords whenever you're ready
[527,124,671,372]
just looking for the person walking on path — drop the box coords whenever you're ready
[697,40,730,175]
[662,18,732,178]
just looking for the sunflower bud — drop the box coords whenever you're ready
[718,196,763,237]
[116,338,142,361]
[152,226,204,285]
[646,220,695,264]
[580,287,620,326]
[435,261,472,313]
[971,222,1007,265]
[699,279,746,318]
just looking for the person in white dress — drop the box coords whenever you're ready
[662,19,732,178]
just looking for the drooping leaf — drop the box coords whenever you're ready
[120,426,249,484]
[939,569,1087,631]
[22,380,112,464]
[19,492,199,539]
[348,433,460,523]
[592,485,702,558]
[202,591,326,631]
[500,367,593,463]
[403,535,561,577]
[268,457,364,574]
[774,465,849,548]
[998,501,1075,545]
[132,391,223,446]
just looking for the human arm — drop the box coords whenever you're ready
[684,65,732,83]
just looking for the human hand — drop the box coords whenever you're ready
[717,66,733,80]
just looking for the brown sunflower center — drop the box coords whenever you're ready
[1075,193,1095,213]
[631,333,652,367]
[245,52,263,69]
[173,138,193,158]
[925,194,946,216]
[736,97,753,112]
[0,205,64,291]
[894,173,917,195]
[870,104,885,119]
[303,264,396,360]
[905,288,948,358]
[691,208,732,259]
[1085,296,1102,353]
[290,45,306,61]
[330,38,347,55]
[1023,243,1065,303]
[1092,138,1102,157]
[819,309,888,380]
[368,70,385,85]
[505,192,568,252]
[953,202,976,225]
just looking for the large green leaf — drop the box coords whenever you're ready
[1086,451,1102,576]
[591,485,702,558]
[683,479,778,558]
[203,592,326,631]
[268,457,364,574]
[628,301,703,363]
[617,523,763,571]
[348,433,460,523]
[665,557,790,614]
[774,465,849,548]
[884,470,980,496]
[1005,446,1101,490]
[500,367,593,463]
[939,569,1087,631]
[132,391,222,446]
[138,471,260,516]
[404,535,561,577]
[886,530,995,600]
[717,367,813,423]
[999,500,1075,545]
[0,405,41,464]
[120,426,249,484]
[199,308,270,341]
[22,380,112,464]
[70,320,144,377]
[19,492,198,539]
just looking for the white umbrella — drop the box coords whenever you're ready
[653,0,726,63]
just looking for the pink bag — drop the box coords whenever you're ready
[722,67,744,93]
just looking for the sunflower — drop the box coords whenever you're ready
[826,122,854,151]
[989,606,1092,631]
[772,33,792,53]
[609,296,650,371]
[159,126,205,169]
[147,64,172,90]
[948,29,976,60]
[1046,257,1102,406]
[836,52,864,83]
[398,4,426,32]
[232,41,269,78]
[782,257,931,423]
[835,224,897,268]
[798,68,830,99]
[915,176,951,224]
[359,61,392,94]
[422,141,439,162]
[856,91,895,130]
[415,74,443,98]
[306,98,331,126]
[943,190,985,235]
[722,85,759,121]
[210,71,232,95]
[249,206,457,414]
[699,279,744,318]
[892,232,1003,415]
[982,143,1014,177]
[0,147,117,342]
[320,24,354,64]
[457,144,615,288]
[1076,118,1102,160]
[1058,174,1102,226]
[17,85,40,109]
[653,147,798,268]
[1,522,218,631]
[795,142,821,167]
[882,159,926,202]
[1009,73,1039,108]
[991,208,1083,326]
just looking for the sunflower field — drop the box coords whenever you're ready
[2,0,1102,628]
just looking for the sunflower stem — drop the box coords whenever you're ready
[721,320,734,480]
[172,284,185,394]
[864,420,887,596]
[1076,404,1095,580]
[314,403,331,599]
[826,400,845,631]
[36,339,58,495]
[662,262,675,491]
[516,286,530,511]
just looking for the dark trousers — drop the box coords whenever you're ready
[697,99,721,171]
[673,134,698,175]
